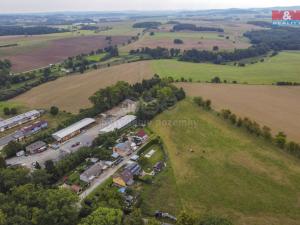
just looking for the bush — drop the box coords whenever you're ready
[275,132,286,149]
[50,106,59,116]
[174,39,184,44]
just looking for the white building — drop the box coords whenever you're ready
[0,110,41,132]
[52,118,96,143]
[99,115,136,134]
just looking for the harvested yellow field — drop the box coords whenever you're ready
[177,83,300,142]
[12,61,153,113]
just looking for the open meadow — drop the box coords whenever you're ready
[121,31,250,52]
[148,99,300,225]
[177,83,300,142]
[120,20,257,53]
[152,51,300,84]
[11,61,153,113]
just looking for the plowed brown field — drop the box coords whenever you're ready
[1,35,130,72]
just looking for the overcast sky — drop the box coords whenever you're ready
[0,0,299,13]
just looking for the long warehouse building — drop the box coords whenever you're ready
[0,110,41,132]
[99,115,137,134]
[52,118,96,143]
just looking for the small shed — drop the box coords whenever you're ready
[26,141,47,154]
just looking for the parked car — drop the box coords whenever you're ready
[16,150,25,157]
[71,142,81,148]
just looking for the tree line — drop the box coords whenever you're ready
[129,47,181,59]
[0,26,68,36]
[0,67,59,101]
[180,44,270,64]
[246,21,273,28]
[172,23,224,32]
[0,59,12,88]
[132,22,162,29]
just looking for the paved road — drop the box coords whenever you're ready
[79,158,129,200]
[79,140,149,200]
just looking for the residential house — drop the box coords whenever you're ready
[113,141,132,157]
[25,141,47,154]
[113,169,134,187]
[71,184,82,194]
[80,161,107,183]
[136,130,148,141]
[125,162,142,176]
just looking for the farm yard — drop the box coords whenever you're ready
[11,61,153,113]
[0,35,131,72]
[152,51,300,84]
[149,99,300,225]
[177,83,300,142]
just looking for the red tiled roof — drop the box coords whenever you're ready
[136,130,146,138]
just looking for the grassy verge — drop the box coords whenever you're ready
[148,98,300,225]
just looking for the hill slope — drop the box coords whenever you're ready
[149,99,300,225]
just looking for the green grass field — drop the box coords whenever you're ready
[149,32,225,40]
[86,53,106,62]
[148,99,300,225]
[151,51,300,84]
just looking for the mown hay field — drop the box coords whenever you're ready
[148,99,300,225]
[11,61,153,113]
[177,83,300,142]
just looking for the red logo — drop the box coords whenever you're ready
[272,10,300,21]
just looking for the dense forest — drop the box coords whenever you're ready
[0,26,68,36]
[244,27,300,50]
[172,23,224,32]
[132,22,162,29]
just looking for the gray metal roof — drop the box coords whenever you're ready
[100,115,136,133]
[0,110,40,129]
[52,118,95,140]
[26,141,47,152]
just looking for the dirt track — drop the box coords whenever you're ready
[2,35,130,72]
[177,83,300,142]
[12,61,153,113]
